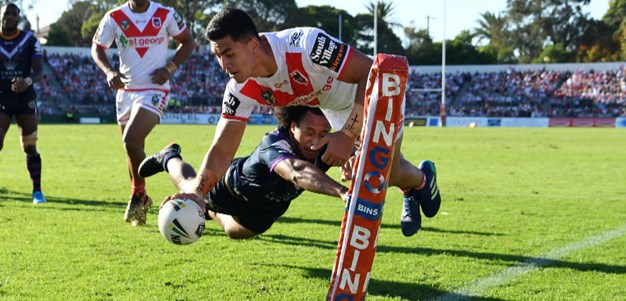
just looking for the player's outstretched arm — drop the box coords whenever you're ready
[274,158,349,202]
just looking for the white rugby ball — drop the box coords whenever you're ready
[158,198,206,245]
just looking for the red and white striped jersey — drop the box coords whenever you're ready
[92,1,187,90]
[221,27,357,122]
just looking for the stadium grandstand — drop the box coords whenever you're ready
[39,46,626,122]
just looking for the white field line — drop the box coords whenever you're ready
[431,224,626,301]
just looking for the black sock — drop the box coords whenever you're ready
[26,154,42,192]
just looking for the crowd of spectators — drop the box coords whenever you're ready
[40,49,626,119]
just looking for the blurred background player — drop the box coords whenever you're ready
[174,8,440,236]
[139,106,349,239]
[0,3,46,205]
[91,0,195,226]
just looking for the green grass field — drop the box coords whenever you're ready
[1,125,625,300]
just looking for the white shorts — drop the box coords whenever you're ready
[116,89,170,125]
[321,95,406,141]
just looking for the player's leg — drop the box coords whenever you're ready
[388,135,422,236]
[0,111,11,152]
[15,113,46,204]
[206,211,258,239]
[138,143,182,178]
[389,135,441,237]
[139,142,198,193]
[121,105,159,225]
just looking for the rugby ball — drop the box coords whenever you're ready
[158,198,206,245]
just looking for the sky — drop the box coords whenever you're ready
[24,0,610,42]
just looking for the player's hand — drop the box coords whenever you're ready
[161,192,206,213]
[150,67,171,85]
[105,70,126,90]
[340,156,355,181]
[10,77,30,93]
[312,131,355,166]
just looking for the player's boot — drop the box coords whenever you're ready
[124,192,151,224]
[400,194,421,237]
[32,191,47,205]
[131,194,153,226]
[139,143,182,178]
[413,160,441,218]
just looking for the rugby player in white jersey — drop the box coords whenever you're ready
[181,8,441,236]
[91,0,194,226]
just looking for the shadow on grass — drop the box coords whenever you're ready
[0,187,122,212]
[258,233,626,275]
[278,216,503,236]
[265,264,504,301]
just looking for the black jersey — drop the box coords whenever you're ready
[0,30,41,99]
[226,126,330,218]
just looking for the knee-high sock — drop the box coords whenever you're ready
[26,154,42,192]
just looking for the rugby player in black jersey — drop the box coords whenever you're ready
[0,3,46,204]
[139,106,349,239]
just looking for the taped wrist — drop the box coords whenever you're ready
[164,61,177,74]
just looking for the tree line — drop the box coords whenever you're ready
[8,0,626,65]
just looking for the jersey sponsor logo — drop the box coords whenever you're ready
[3,59,17,71]
[173,11,184,29]
[151,94,161,106]
[310,33,348,72]
[290,31,303,46]
[152,17,162,28]
[274,80,289,89]
[121,35,166,49]
[223,93,240,115]
[110,8,169,57]
[290,70,308,86]
[261,90,276,105]
[121,19,130,31]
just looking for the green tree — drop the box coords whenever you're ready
[533,43,571,63]
[602,0,626,31]
[47,1,102,46]
[404,25,437,65]
[295,6,359,47]
[473,11,515,63]
[446,30,496,65]
[506,0,592,63]
[576,18,619,62]
[353,1,404,56]
[224,0,298,32]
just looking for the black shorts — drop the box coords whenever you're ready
[205,177,277,234]
[0,91,37,116]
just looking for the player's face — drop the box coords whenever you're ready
[290,112,331,162]
[0,5,19,31]
[211,36,257,83]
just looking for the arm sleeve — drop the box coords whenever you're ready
[92,13,116,48]
[166,7,187,39]
[258,134,299,173]
[221,80,256,121]
[30,36,42,59]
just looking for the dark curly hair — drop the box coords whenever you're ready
[273,106,326,128]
